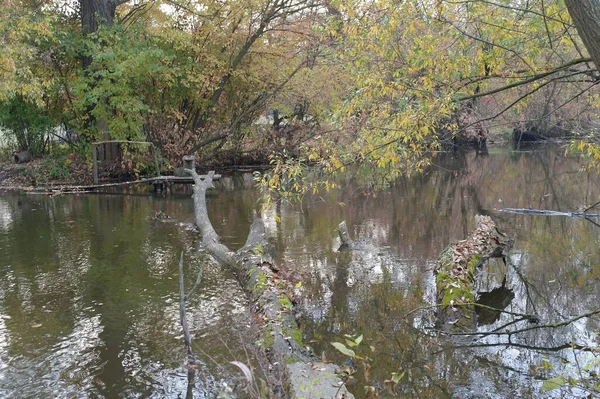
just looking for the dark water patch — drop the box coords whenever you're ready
[476,286,515,326]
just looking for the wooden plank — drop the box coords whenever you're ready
[92,140,154,145]
[5,174,222,194]
[92,145,98,185]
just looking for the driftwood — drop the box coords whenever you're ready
[0,174,221,194]
[185,169,353,399]
[501,207,600,218]
[434,215,512,332]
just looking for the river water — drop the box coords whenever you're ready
[0,146,599,398]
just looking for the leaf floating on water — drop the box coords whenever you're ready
[391,370,406,383]
[363,361,371,382]
[331,342,356,358]
[364,385,378,398]
[541,377,565,391]
[384,379,397,396]
[230,361,253,385]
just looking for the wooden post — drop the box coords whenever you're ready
[183,155,195,171]
[92,144,98,185]
[153,146,160,177]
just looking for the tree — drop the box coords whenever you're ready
[565,0,600,71]
[259,0,600,198]
[1,0,338,167]
[81,0,125,33]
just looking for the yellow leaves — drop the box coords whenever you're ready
[569,140,600,172]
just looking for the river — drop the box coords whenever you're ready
[1,146,599,398]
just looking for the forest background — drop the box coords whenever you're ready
[2,0,600,190]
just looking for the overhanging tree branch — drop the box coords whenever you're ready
[458,58,593,101]
[458,70,590,131]
[188,133,229,155]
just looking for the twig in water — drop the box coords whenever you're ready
[179,251,197,366]
[584,199,600,213]
[185,260,204,301]
[436,308,600,339]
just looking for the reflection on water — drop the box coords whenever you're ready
[475,285,515,326]
[1,146,599,398]
[0,193,255,398]
[263,146,600,398]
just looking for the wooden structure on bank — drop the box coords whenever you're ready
[0,151,220,194]
[92,140,160,185]
[91,144,214,191]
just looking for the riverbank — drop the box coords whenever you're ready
[0,140,571,194]
[0,157,93,192]
[0,148,273,192]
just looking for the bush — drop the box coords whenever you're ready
[0,96,56,157]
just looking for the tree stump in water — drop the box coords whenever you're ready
[434,215,512,332]
[337,221,370,251]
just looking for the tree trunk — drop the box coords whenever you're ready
[185,169,354,399]
[80,0,118,67]
[81,0,116,33]
[565,0,600,72]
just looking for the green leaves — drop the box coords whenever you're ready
[331,342,356,358]
[0,95,56,155]
[331,334,364,359]
[541,377,566,392]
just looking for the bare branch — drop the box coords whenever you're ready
[179,252,196,366]
[458,58,594,101]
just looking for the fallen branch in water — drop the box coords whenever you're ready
[500,208,600,218]
[437,308,600,339]
[185,169,354,399]
[434,215,512,332]
[179,251,202,367]
[584,199,600,212]
[436,341,598,354]
[403,302,539,323]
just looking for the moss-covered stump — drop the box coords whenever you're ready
[434,215,512,332]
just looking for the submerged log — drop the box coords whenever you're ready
[501,207,600,218]
[185,169,353,399]
[434,215,512,332]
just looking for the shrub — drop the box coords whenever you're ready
[0,96,56,157]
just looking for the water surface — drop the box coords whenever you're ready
[1,146,599,398]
